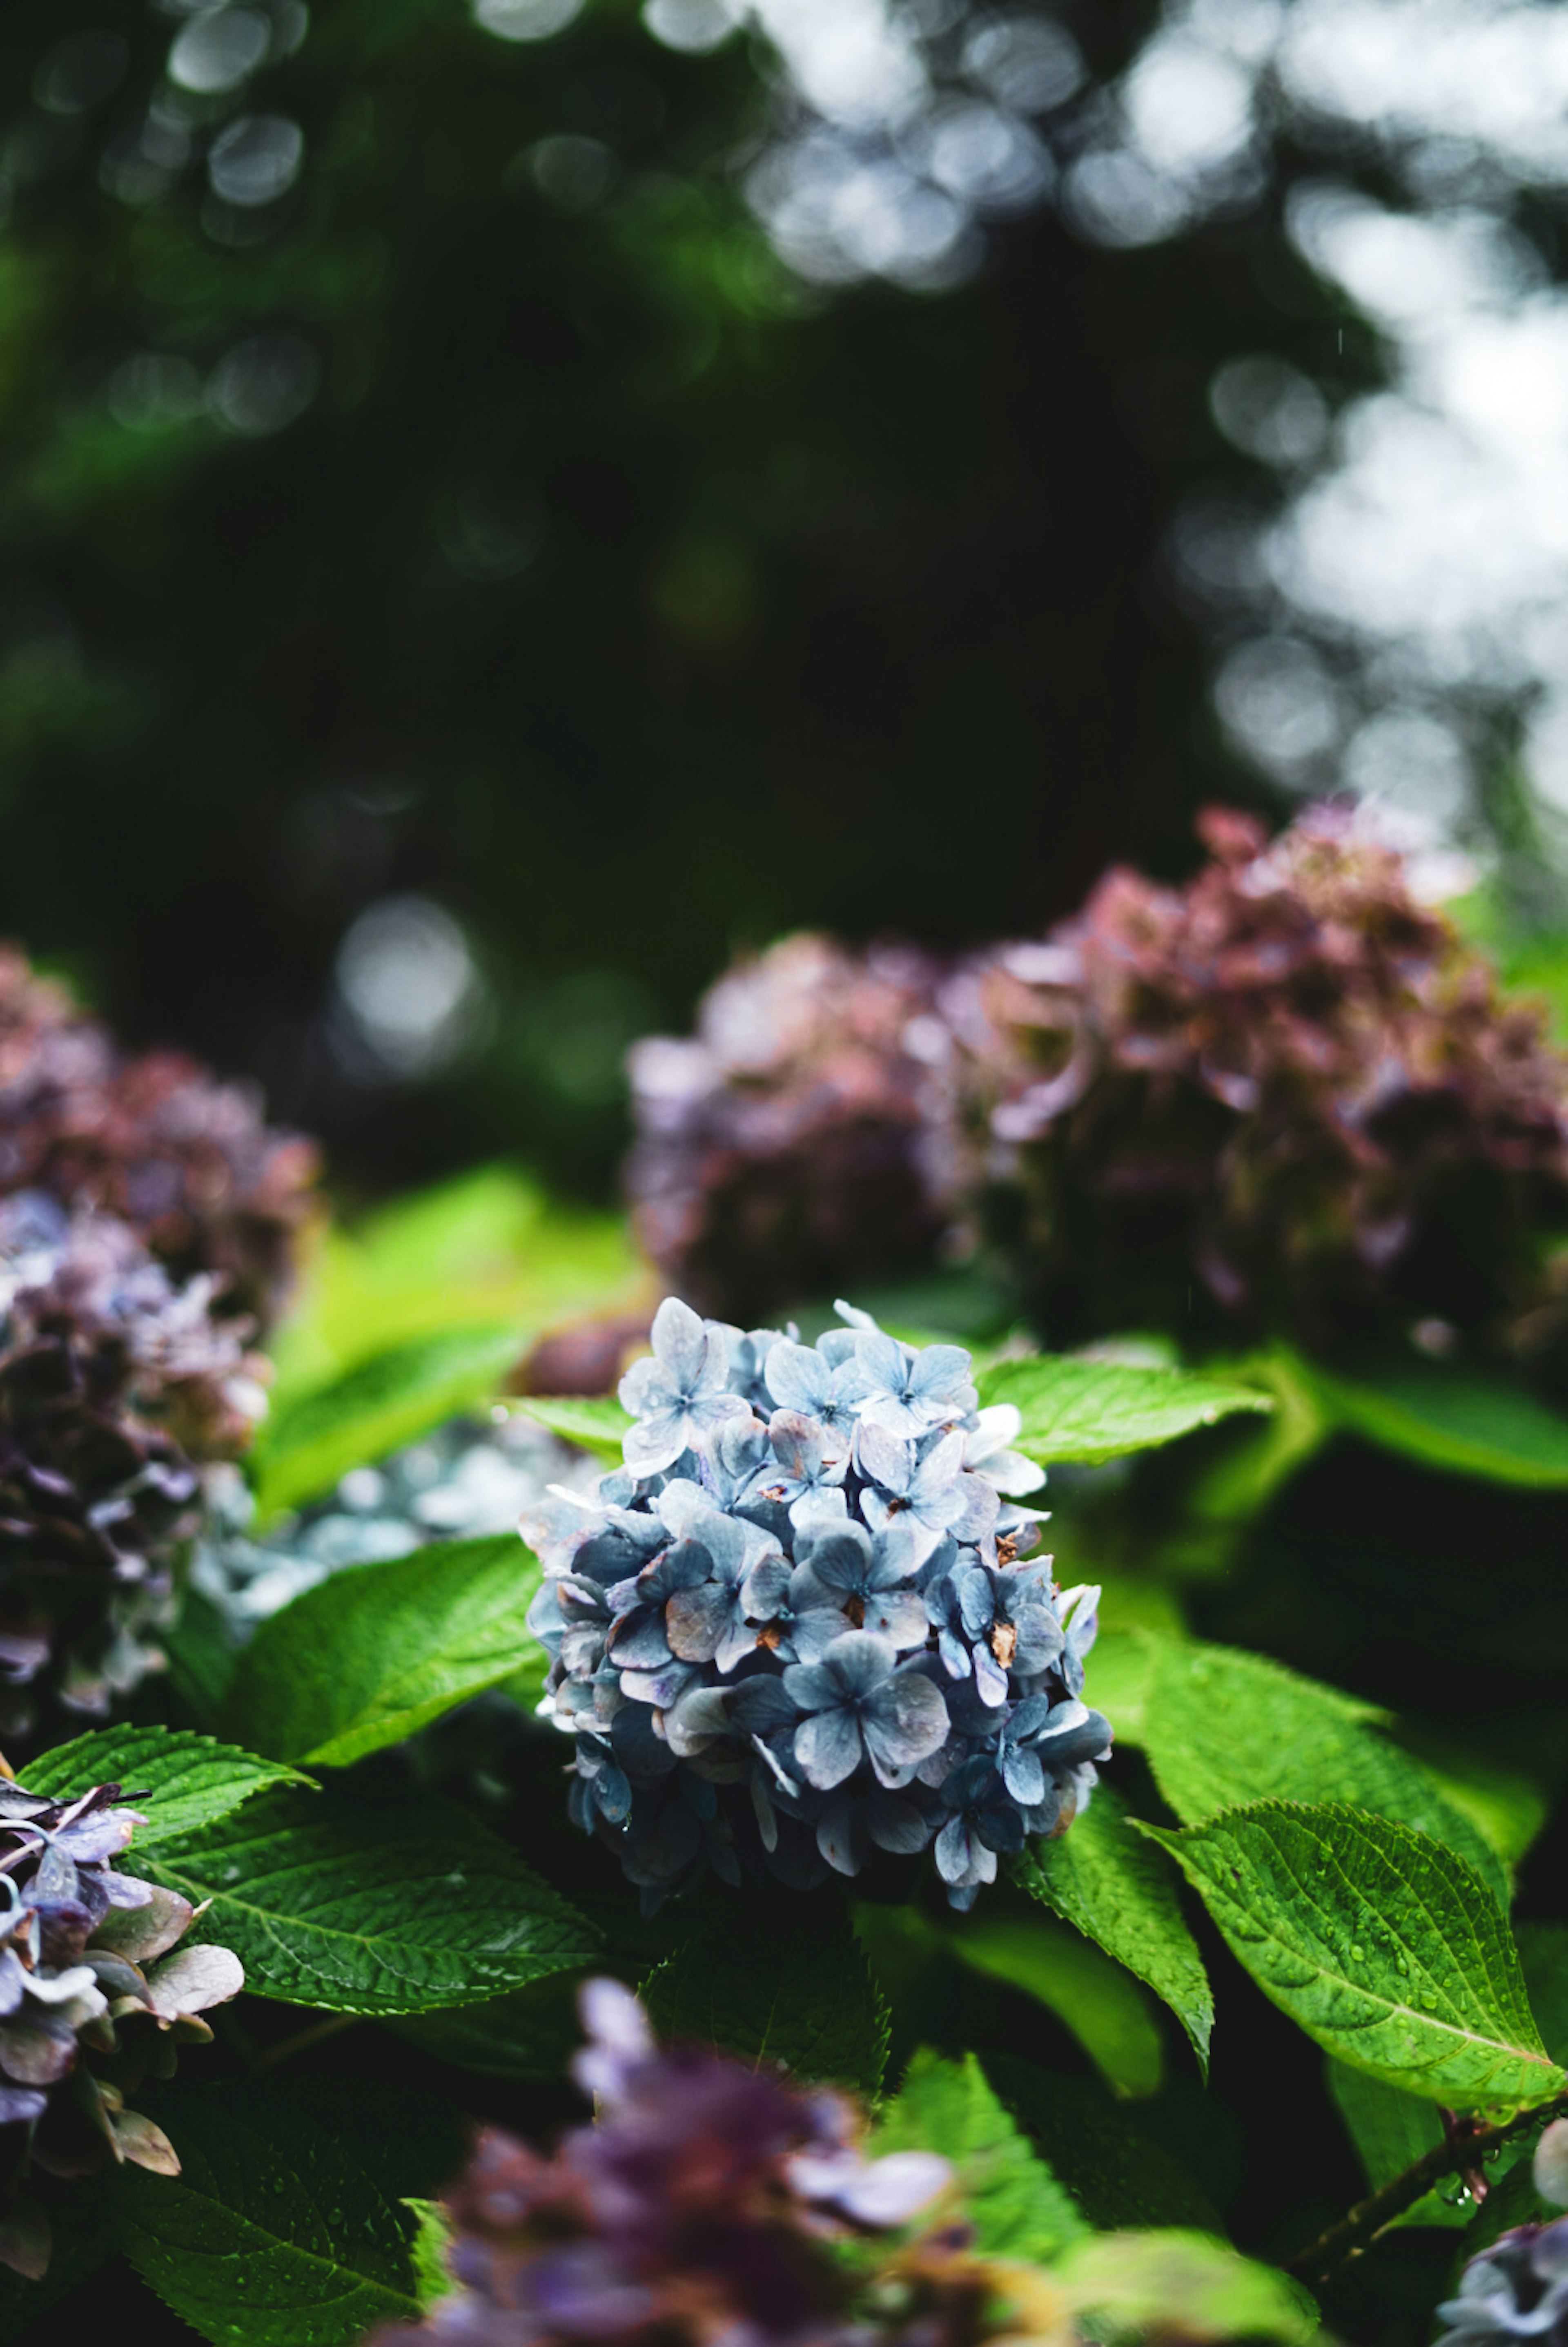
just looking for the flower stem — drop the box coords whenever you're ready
[1285,2092,1568,2289]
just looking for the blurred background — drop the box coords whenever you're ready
[2,0,1566,1206]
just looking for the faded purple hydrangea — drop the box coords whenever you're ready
[0,1770,243,2280]
[626,935,952,1324]
[0,1193,268,1745]
[363,1977,1008,2347]
[523,1297,1109,1910]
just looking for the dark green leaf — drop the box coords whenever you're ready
[1051,2230,1318,2342]
[1140,1803,1564,2106]
[873,2049,1089,2262]
[642,1903,889,2096]
[1518,1923,1568,2066]
[160,1581,243,1722]
[385,1972,588,2082]
[1014,1786,1213,2075]
[1136,1634,1509,1905]
[1393,1728,1549,1872]
[115,2081,425,2347]
[1325,2059,1474,2229]
[227,1534,543,1767]
[976,1356,1272,1467]
[22,1726,310,1849]
[989,2061,1227,2233]
[1303,1354,1568,1489]
[511,1394,631,1461]
[138,1789,599,2015]
[0,2177,113,2346]
[948,1907,1165,2100]
[253,1323,526,1523]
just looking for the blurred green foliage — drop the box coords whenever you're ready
[0,0,1341,1200]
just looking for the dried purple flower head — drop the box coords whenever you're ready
[938,804,1568,1355]
[0,1769,243,2280]
[0,946,318,1331]
[626,935,951,1323]
[0,1193,267,1744]
[363,1977,1025,2347]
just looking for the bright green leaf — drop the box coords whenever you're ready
[22,1726,310,1849]
[269,1166,646,1404]
[1325,2059,1474,2229]
[874,2049,1088,2262]
[1140,1802,1565,2107]
[642,1905,889,2096]
[989,2063,1226,2233]
[1052,2229,1318,2343]
[976,1355,1272,1467]
[116,2081,425,2347]
[949,1908,1165,2100]
[1137,1634,1509,1906]
[1014,1786,1213,2075]
[253,1323,527,1523]
[227,1534,543,1768]
[511,1394,631,1461]
[138,1789,599,2015]
[1303,1354,1568,1489]
[1081,1630,1160,1743]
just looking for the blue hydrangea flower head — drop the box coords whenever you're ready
[524,1298,1111,1909]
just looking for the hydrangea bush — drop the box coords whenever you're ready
[0,1192,267,1742]
[526,1298,1109,1908]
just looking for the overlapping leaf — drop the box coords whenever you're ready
[976,1355,1272,1467]
[1141,1802,1564,2106]
[116,2082,430,2347]
[1015,1785,1213,2074]
[137,1790,599,2015]
[643,1906,889,2095]
[874,2050,1087,2262]
[949,1909,1165,2101]
[23,1727,310,1849]
[1303,1354,1568,1489]
[228,1534,543,1767]
[253,1323,526,1523]
[1129,1633,1508,1905]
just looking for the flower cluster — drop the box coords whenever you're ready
[367,1977,1038,2347]
[1437,2123,1568,2347]
[0,1769,244,2281]
[931,804,1568,1354]
[524,1298,1109,1910]
[0,1192,267,1742]
[0,945,318,1331]
[626,935,951,1323]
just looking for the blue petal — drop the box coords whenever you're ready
[652,1296,711,1392]
[664,1583,737,1663]
[764,1341,829,1414]
[795,1706,864,1791]
[862,1669,950,1777]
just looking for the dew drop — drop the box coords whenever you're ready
[1350,1945,1364,1963]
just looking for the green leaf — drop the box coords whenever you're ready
[253,1323,527,1523]
[1081,1630,1160,1743]
[138,1789,599,2015]
[227,1534,543,1768]
[1303,1353,1568,1489]
[1136,1633,1509,1906]
[1051,2230,1318,2343]
[160,1581,243,1722]
[1518,1923,1568,2066]
[385,1972,588,2082]
[875,2049,1088,2261]
[989,2062,1227,2233]
[1324,2059,1473,2229]
[115,2081,426,2347]
[22,1726,310,1849]
[1014,1787,1214,2076]
[948,1907,1165,2100]
[511,1394,631,1461]
[976,1355,1272,1467]
[268,1167,646,1405]
[1139,1802,1566,2107]
[642,1904,890,2096]
[1393,1727,1550,1872]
